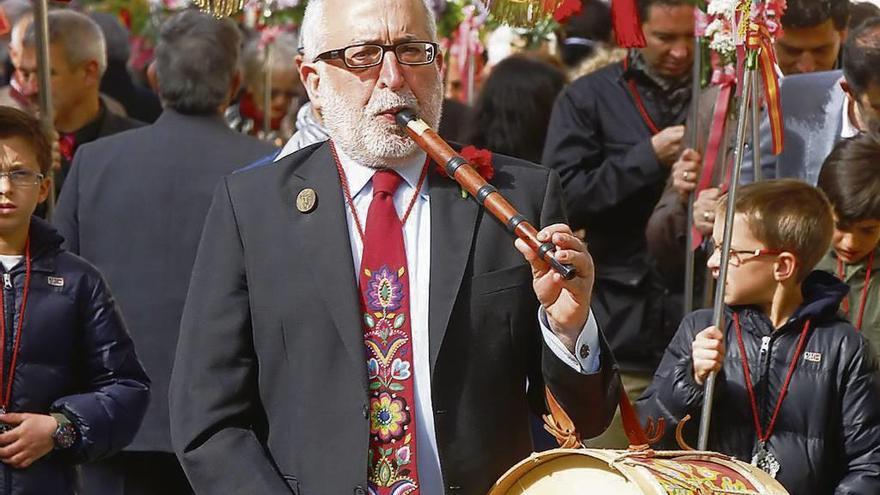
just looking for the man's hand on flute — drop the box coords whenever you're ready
[515,224,594,354]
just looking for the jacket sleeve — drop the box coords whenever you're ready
[536,170,621,439]
[645,183,688,287]
[636,312,716,447]
[53,146,83,254]
[835,334,880,494]
[51,270,150,463]
[541,84,666,230]
[169,179,293,494]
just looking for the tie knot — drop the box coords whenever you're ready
[372,169,403,197]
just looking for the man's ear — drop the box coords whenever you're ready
[435,50,445,76]
[146,60,159,94]
[37,176,51,204]
[773,252,799,283]
[84,60,101,86]
[298,56,323,113]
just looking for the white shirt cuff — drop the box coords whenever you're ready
[539,308,602,374]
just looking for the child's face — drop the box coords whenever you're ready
[707,213,779,306]
[832,215,880,264]
[0,137,50,236]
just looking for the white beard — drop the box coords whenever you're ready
[319,73,443,169]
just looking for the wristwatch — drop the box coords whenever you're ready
[50,413,77,450]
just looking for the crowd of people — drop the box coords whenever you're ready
[0,0,880,493]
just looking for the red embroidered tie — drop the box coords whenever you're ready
[361,170,420,494]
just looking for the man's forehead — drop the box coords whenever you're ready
[777,21,839,47]
[0,144,25,168]
[322,0,433,47]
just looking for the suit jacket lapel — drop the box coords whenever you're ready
[282,143,365,381]
[428,171,479,371]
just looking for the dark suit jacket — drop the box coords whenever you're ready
[53,110,277,452]
[169,142,620,495]
[541,60,687,372]
[744,70,845,185]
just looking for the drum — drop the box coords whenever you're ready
[488,448,789,495]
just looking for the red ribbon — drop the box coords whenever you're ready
[0,8,10,36]
[553,0,583,23]
[747,23,784,155]
[692,68,736,249]
[611,0,646,48]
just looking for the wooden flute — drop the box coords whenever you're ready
[395,109,576,280]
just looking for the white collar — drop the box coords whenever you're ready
[840,77,860,139]
[334,143,430,200]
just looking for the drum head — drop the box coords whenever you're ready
[489,449,643,495]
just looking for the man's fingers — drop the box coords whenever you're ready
[0,439,23,460]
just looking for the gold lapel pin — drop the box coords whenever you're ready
[296,188,318,213]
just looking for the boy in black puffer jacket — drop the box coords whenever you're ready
[638,179,880,495]
[0,107,149,494]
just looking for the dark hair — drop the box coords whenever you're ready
[849,1,880,32]
[843,17,880,96]
[465,56,566,164]
[0,107,51,174]
[781,0,849,31]
[717,179,834,281]
[155,10,241,115]
[636,0,690,24]
[817,131,880,228]
[558,0,612,67]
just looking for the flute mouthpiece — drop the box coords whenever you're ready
[394,108,418,128]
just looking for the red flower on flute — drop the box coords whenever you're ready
[436,145,495,181]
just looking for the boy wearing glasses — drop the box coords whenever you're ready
[638,179,880,494]
[0,106,149,494]
[815,132,880,359]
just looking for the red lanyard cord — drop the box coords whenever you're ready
[0,237,31,409]
[622,56,661,136]
[330,141,429,242]
[836,250,874,330]
[734,312,811,443]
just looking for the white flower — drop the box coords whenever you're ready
[707,0,737,19]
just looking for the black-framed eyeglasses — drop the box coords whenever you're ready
[313,41,439,69]
[710,242,782,267]
[0,170,44,188]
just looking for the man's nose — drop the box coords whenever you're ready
[669,40,691,60]
[707,249,721,270]
[20,75,39,97]
[796,53,816,74]
[377,51,406,91]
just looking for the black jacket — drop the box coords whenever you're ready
[637,272,880,494]
[0,218,150,495]
[541,59,688,372]
[54,109,277,452]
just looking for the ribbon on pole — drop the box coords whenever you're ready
[691,67,736,249]
[747,22,784,155]
[0,8,10,36]
[611,0,646,48]
[449,4,485,105]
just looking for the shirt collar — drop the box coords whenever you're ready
[334,143,430,200]
[841,78,860,139]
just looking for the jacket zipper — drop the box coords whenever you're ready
[2,271,11,495]
[758,335,773,437]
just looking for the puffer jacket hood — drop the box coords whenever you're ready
[0,217,150,495]
[637,270,880,495]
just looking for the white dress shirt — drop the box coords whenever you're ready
[840,79,860,139]
[335,145,601,493]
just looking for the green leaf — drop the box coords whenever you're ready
[393,313,406,329]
